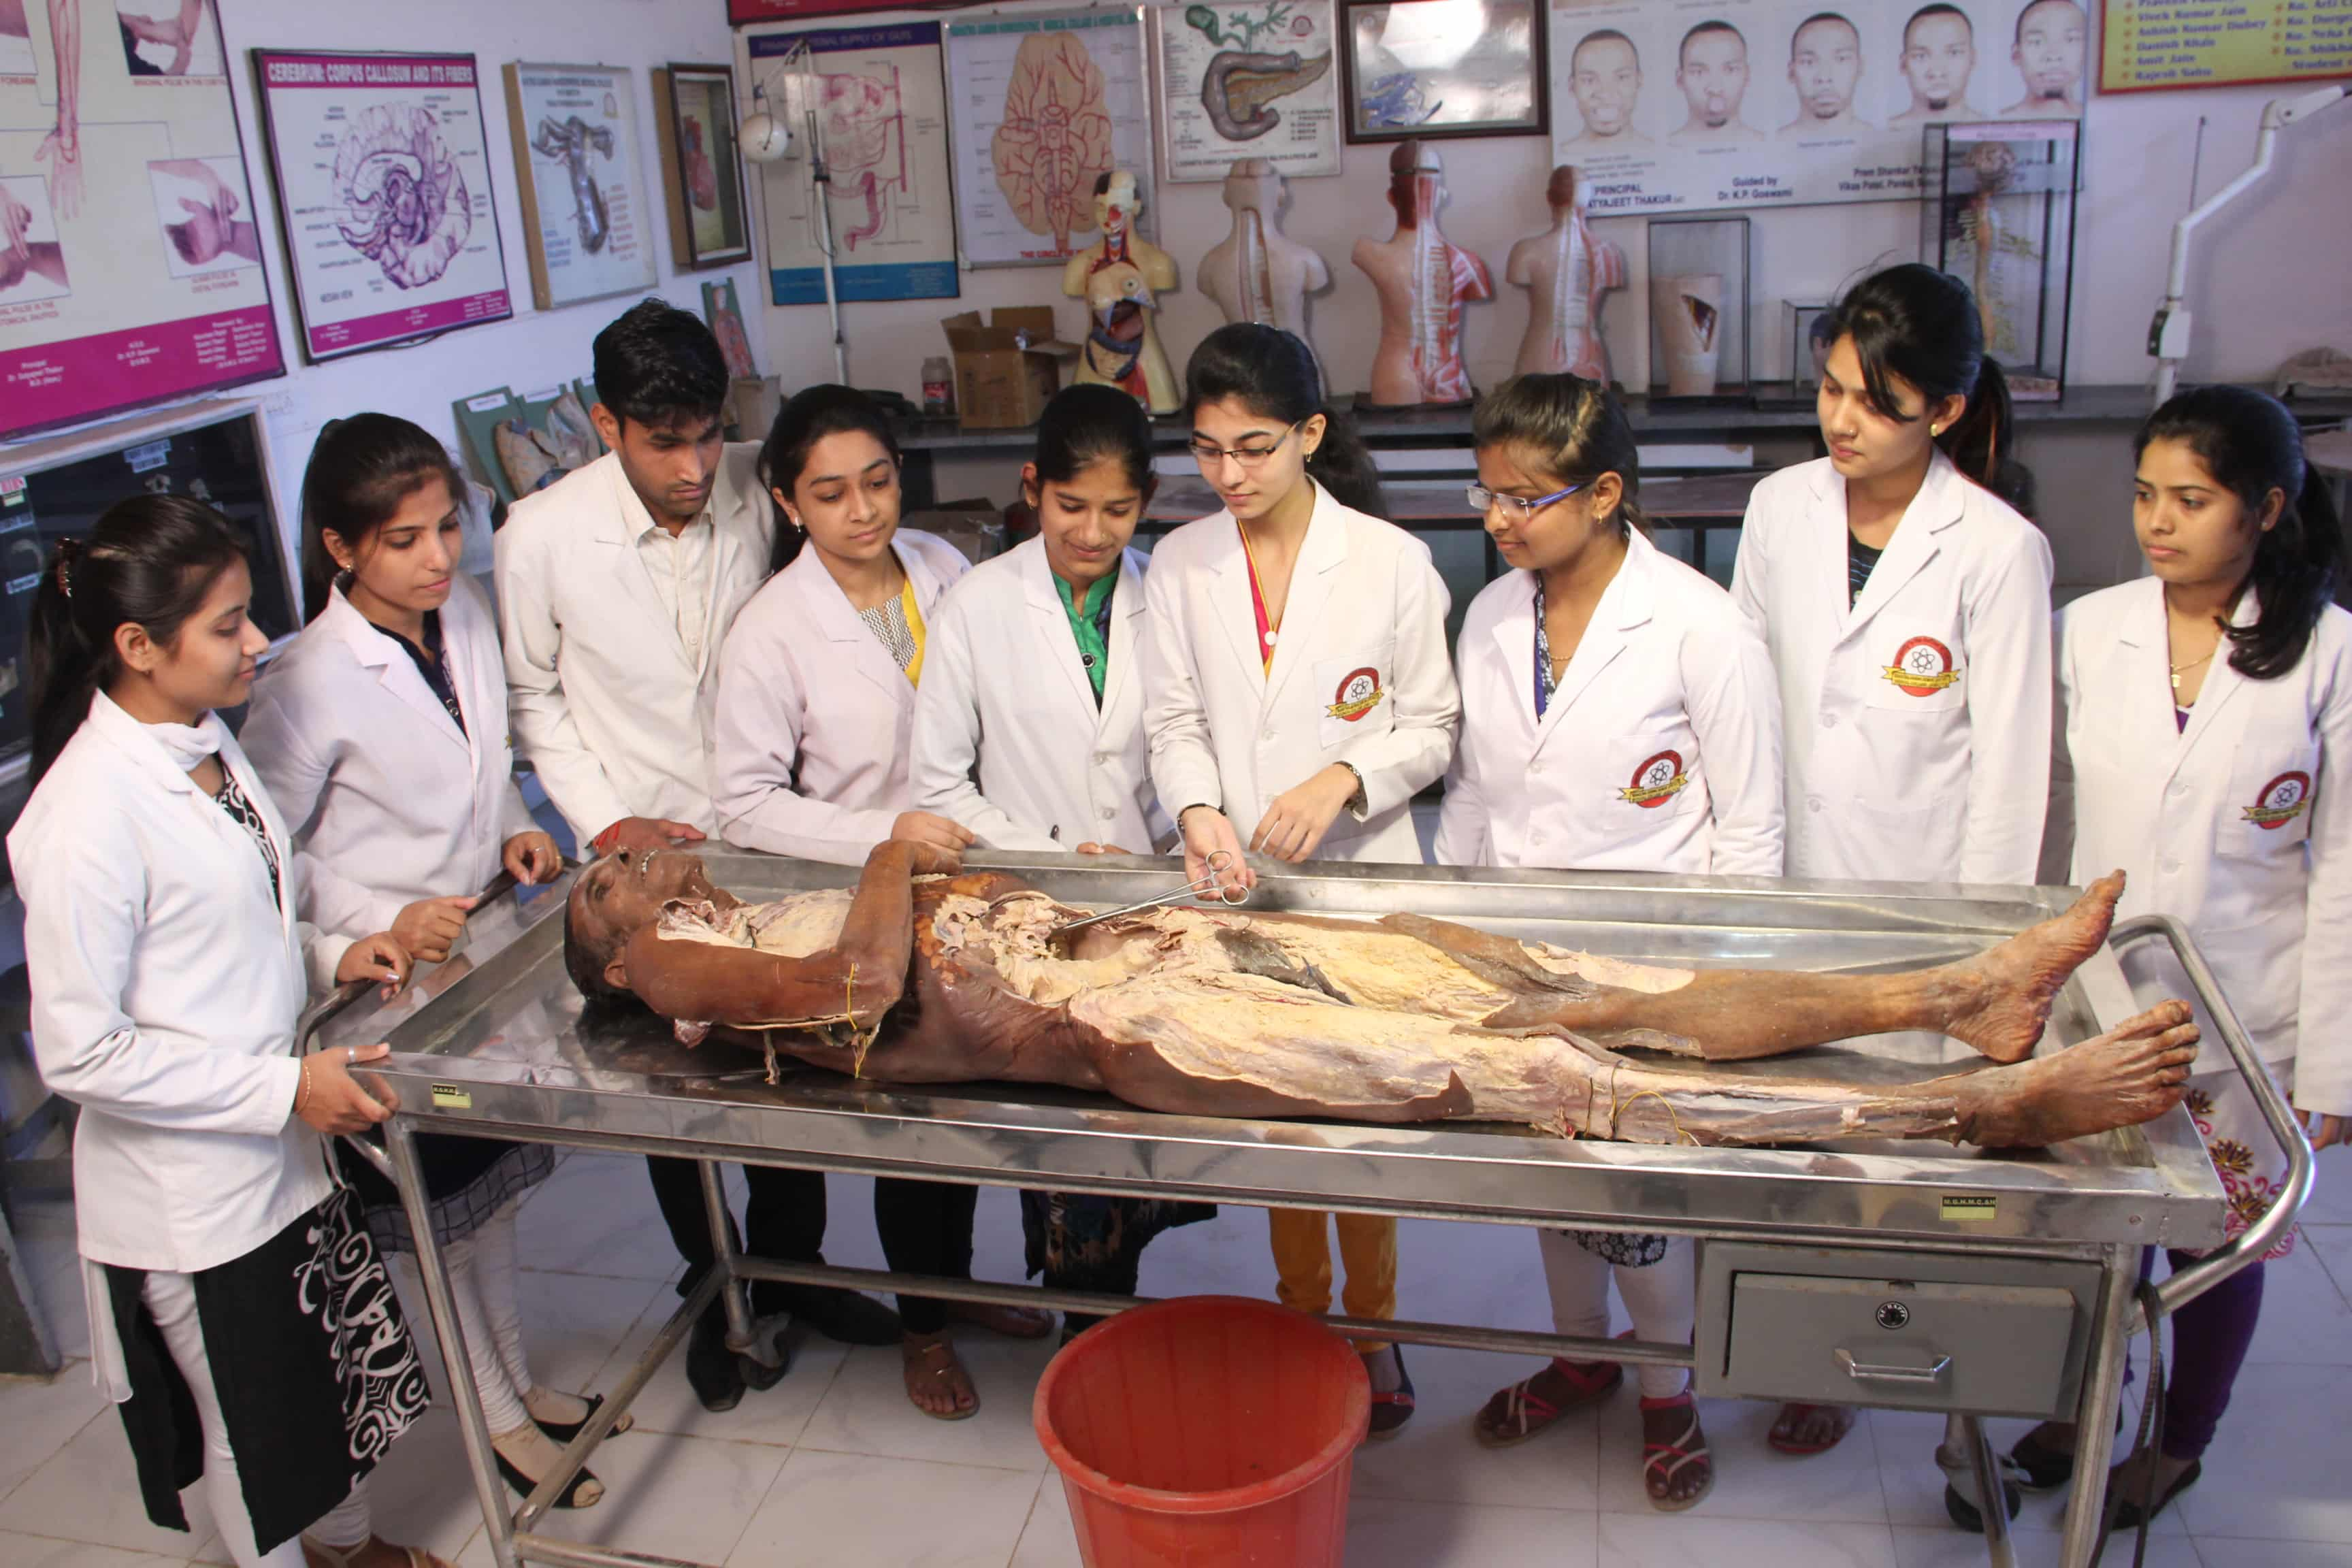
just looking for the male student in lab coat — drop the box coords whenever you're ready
[497,299,899,1411]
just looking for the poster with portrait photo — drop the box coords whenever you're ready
[1546,0,2086,216]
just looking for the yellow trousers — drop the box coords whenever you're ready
[1268,1209,1397,1355]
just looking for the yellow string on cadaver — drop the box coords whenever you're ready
[1612,1085,1698,1147]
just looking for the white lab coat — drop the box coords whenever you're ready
[911,536,1170,853]
[497,446,772,846]
[2046,579,2352,1107]
[1437,528,1785,875]
[713,531,970,864]
[1143,483,1460,864]
[9,693,336,1392]
[1731,452,2053,885]
[241,577,538,977]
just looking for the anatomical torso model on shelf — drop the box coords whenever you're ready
[1198,158,1332,370]
[1507,165,1627,383]
[1061,170,1181,414]
[1352,139,1492,406]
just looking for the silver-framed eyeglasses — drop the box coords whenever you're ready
[1466,478,1590,521]
[1189,421,1303,470]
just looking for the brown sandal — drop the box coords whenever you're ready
[1474,1356,1623,1448]
[901,1334,979,1421]
[1642,1392,1714,1512]
[945,1300,1056,1339]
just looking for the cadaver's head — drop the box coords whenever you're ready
[563,847,721,998]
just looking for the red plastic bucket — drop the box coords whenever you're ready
[1032,1295,1370,1567]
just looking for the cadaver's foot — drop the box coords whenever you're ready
[1954,1000,2197,1148]
[1942,872,2123,1064]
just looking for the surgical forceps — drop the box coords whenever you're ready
[1051,851,1250,936]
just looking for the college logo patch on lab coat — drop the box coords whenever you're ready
[1326,667,1385,722]
[1883,636,1961,697]
[1620,751,1690,808]
[2243,771,2313,830]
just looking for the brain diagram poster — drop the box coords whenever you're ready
[1156,0,1341,182]
[945,9,1153,267]
[747,23,960,306]
[254,51,514,363]
[1,0,282,440]
[1547,0,2089,215]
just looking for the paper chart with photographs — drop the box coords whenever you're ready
[1156,0,1340,182]
[1548,0,2087,214]
[506,63,659,311]
[0,0,282,439]
[944,7,1152,266]
[747,22,959,304]
[255,52,513,362]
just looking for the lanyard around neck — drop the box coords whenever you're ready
[1239,522,1278,673]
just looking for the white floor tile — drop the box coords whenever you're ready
[0,1414,216,1556]
[1347,1495,1600,1567]
[511,1155,681,1281]
[727,1450,1041,1567]
[796,1329,1054,1473]
[1892,1524,2202,1567]
[1388,1218,1554,1332]
[455,1429,786,1568]
[0,1363,108,1505]
[353,1407,492,1566]
[389,1261,671,1414]
[1348,1345,1600,1512]
[2293,1173,2352,1226]
[1007,1475,1080,1568]
[1597,1392,1887,1522]
[0,1530,186,1567]
[2192,1538,2352,1566]
[184,1533,232,1565]
[2173,1362,2352,1542]
[590,1298,850,1448]
[2244,1243,2352,1365]
[1596,1509,1897,1567]
[2306,1224,2352,1301]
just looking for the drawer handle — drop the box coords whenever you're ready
[1836,1349,1951,1385]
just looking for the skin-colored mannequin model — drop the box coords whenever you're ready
[1198,159,1331,369]
[1506,165,1627,382]
[1352,140,1492,406]
[1062,170,1181,414]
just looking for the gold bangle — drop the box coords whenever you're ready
[295,1057,313,1116]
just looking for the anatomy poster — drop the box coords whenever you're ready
[945,8,1153,266]
[1547,0,2089,215]
[1157,0,1341,182]
[0,0,281,440]
[746,23,958,305]
[503,62,657,312]
[255,51,513,363]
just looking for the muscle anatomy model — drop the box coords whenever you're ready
[1507,165,1626,383]
[335,103,472,290]
[993,31,1115,252]
[1352,140,1491,406]
[1062,170,1180,413]
[532,116,614,255]
[566,845,2202,1152]
[1198,159,1330,363]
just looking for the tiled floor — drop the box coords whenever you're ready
[4,1153,2349,1568]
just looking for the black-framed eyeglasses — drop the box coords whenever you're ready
[1466,479,1590,521]
[1189,421,1303,470]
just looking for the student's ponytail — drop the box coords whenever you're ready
[1825,263,2034,517]
[26,497,249,783]
[2138,385,2346,681]
[1183,323,1388,519]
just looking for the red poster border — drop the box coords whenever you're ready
[728,0,924,22]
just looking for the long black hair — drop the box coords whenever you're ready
[299,413,465,621]
[26,496,249,783]
[1032,382,1157,497]
[1472,374,1648,536]
[1824,263,2032,516]
[2138,385,2346,681]
[1183,324,1386,518]
[760,384,902,572]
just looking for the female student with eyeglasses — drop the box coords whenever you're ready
[1141,323,1461,1436]
[1437,374,1782,1511]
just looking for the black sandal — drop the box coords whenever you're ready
[532,1392,634,1444]
[2108,1457,2201,1531]
[1367,1347,1415,1440]
[493,1446,602,1509]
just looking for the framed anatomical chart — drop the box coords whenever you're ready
[252,51,513,363]
[503,62,659,312]
[1155,0,1342,182]
[944,8,1153,267]
[1,0,283,440]
[654,63,753,270]
[745,23,960,305]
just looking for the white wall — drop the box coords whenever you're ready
[210,0,766,538]
[743,5,2352,451]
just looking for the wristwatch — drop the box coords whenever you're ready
[1335,762,1368,817]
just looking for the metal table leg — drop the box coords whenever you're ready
[387,1116,520,1568]
[1959,1413,2017,1568]
[696,1160,760,1358]
[2057,1243,2139,1567]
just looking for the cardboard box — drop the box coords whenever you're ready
[941,308,1075,429]
[903,502,1008,565]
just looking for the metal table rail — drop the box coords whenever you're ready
[303,851,2305,1568]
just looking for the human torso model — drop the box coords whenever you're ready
[1062,170,1181,414]
[1506,165,1626,382]
[1352,140,1492,406]
[1199,159,1332,367]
